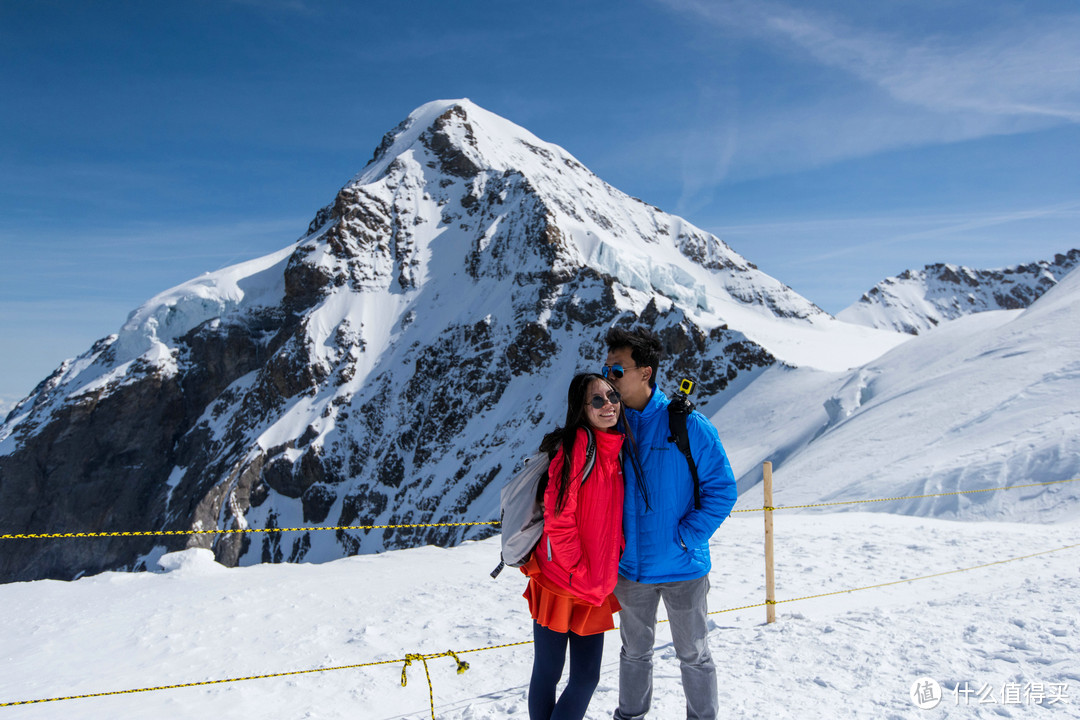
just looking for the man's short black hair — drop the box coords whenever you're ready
[605,327,663,388]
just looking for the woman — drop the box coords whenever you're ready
[521,372,628,720]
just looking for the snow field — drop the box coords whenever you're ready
[719,267,1080,526]
[1,512,1077,719]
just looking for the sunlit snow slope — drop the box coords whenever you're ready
[719,266,1080,522]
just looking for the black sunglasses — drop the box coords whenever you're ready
[601,364,640,379]
[588,390,621,409]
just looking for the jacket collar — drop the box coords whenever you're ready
[628,386,668,419]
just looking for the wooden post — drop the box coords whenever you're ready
[763,461,776,623]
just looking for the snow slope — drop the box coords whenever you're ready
[718,267,1080,523]
[0,512,1077,719]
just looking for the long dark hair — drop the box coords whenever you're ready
[539,373,640,514]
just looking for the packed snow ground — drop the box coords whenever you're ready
[1,511,1077,719]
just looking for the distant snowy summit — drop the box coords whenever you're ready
[838,249,1080,334]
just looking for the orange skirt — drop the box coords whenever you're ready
[520,554,620,636]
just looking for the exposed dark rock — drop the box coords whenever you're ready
[421,106,481,178]
[506,322,557,375]
[263,456,303,498]
[305,203,335,236]
[0,369,189,581]
[302,483,337,524]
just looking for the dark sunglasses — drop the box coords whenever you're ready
[601,364,640,379]
[588,390,622,409]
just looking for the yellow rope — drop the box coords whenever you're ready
[2,542,1075,709]
[663,542,1080,620]
[399,650,469,719]
[399,652,432,718]
[457,639,534,654]
[0,520,499,541]
[730,477,1080,513]
[4,478,1076,539]
[769,542,1080,606]
[0,657,403,708]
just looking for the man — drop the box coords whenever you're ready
[603,327,737,720]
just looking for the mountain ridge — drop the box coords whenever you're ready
[838,249,1080,334]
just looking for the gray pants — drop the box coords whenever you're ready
[612,574,717,720]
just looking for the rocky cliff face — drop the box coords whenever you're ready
[838,250,1080,334]
[1,100,845,582]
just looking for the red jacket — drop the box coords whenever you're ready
[535,426,625,606]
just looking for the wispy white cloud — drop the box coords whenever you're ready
[649,0,1080,200]
[795,201,1080,264]
[663,0,1080,122]
[767,7,1080,121]
[713,201,1080,243]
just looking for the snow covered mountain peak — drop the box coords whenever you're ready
[0,100,901,582]
[356,98,579,185]
[838,249,1080,334]
[302,98,788,318]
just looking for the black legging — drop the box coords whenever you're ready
[528,620,605,720]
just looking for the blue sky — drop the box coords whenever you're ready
[2,0,1078,409]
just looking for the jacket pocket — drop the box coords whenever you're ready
[670,528,708,574]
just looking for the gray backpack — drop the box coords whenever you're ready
[490,427,596,579]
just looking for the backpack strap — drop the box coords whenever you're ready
[581,425,597,482]
[668,397,702,510]
[493,428,597,580]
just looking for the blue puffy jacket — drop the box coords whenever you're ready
[619,386,737,583]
